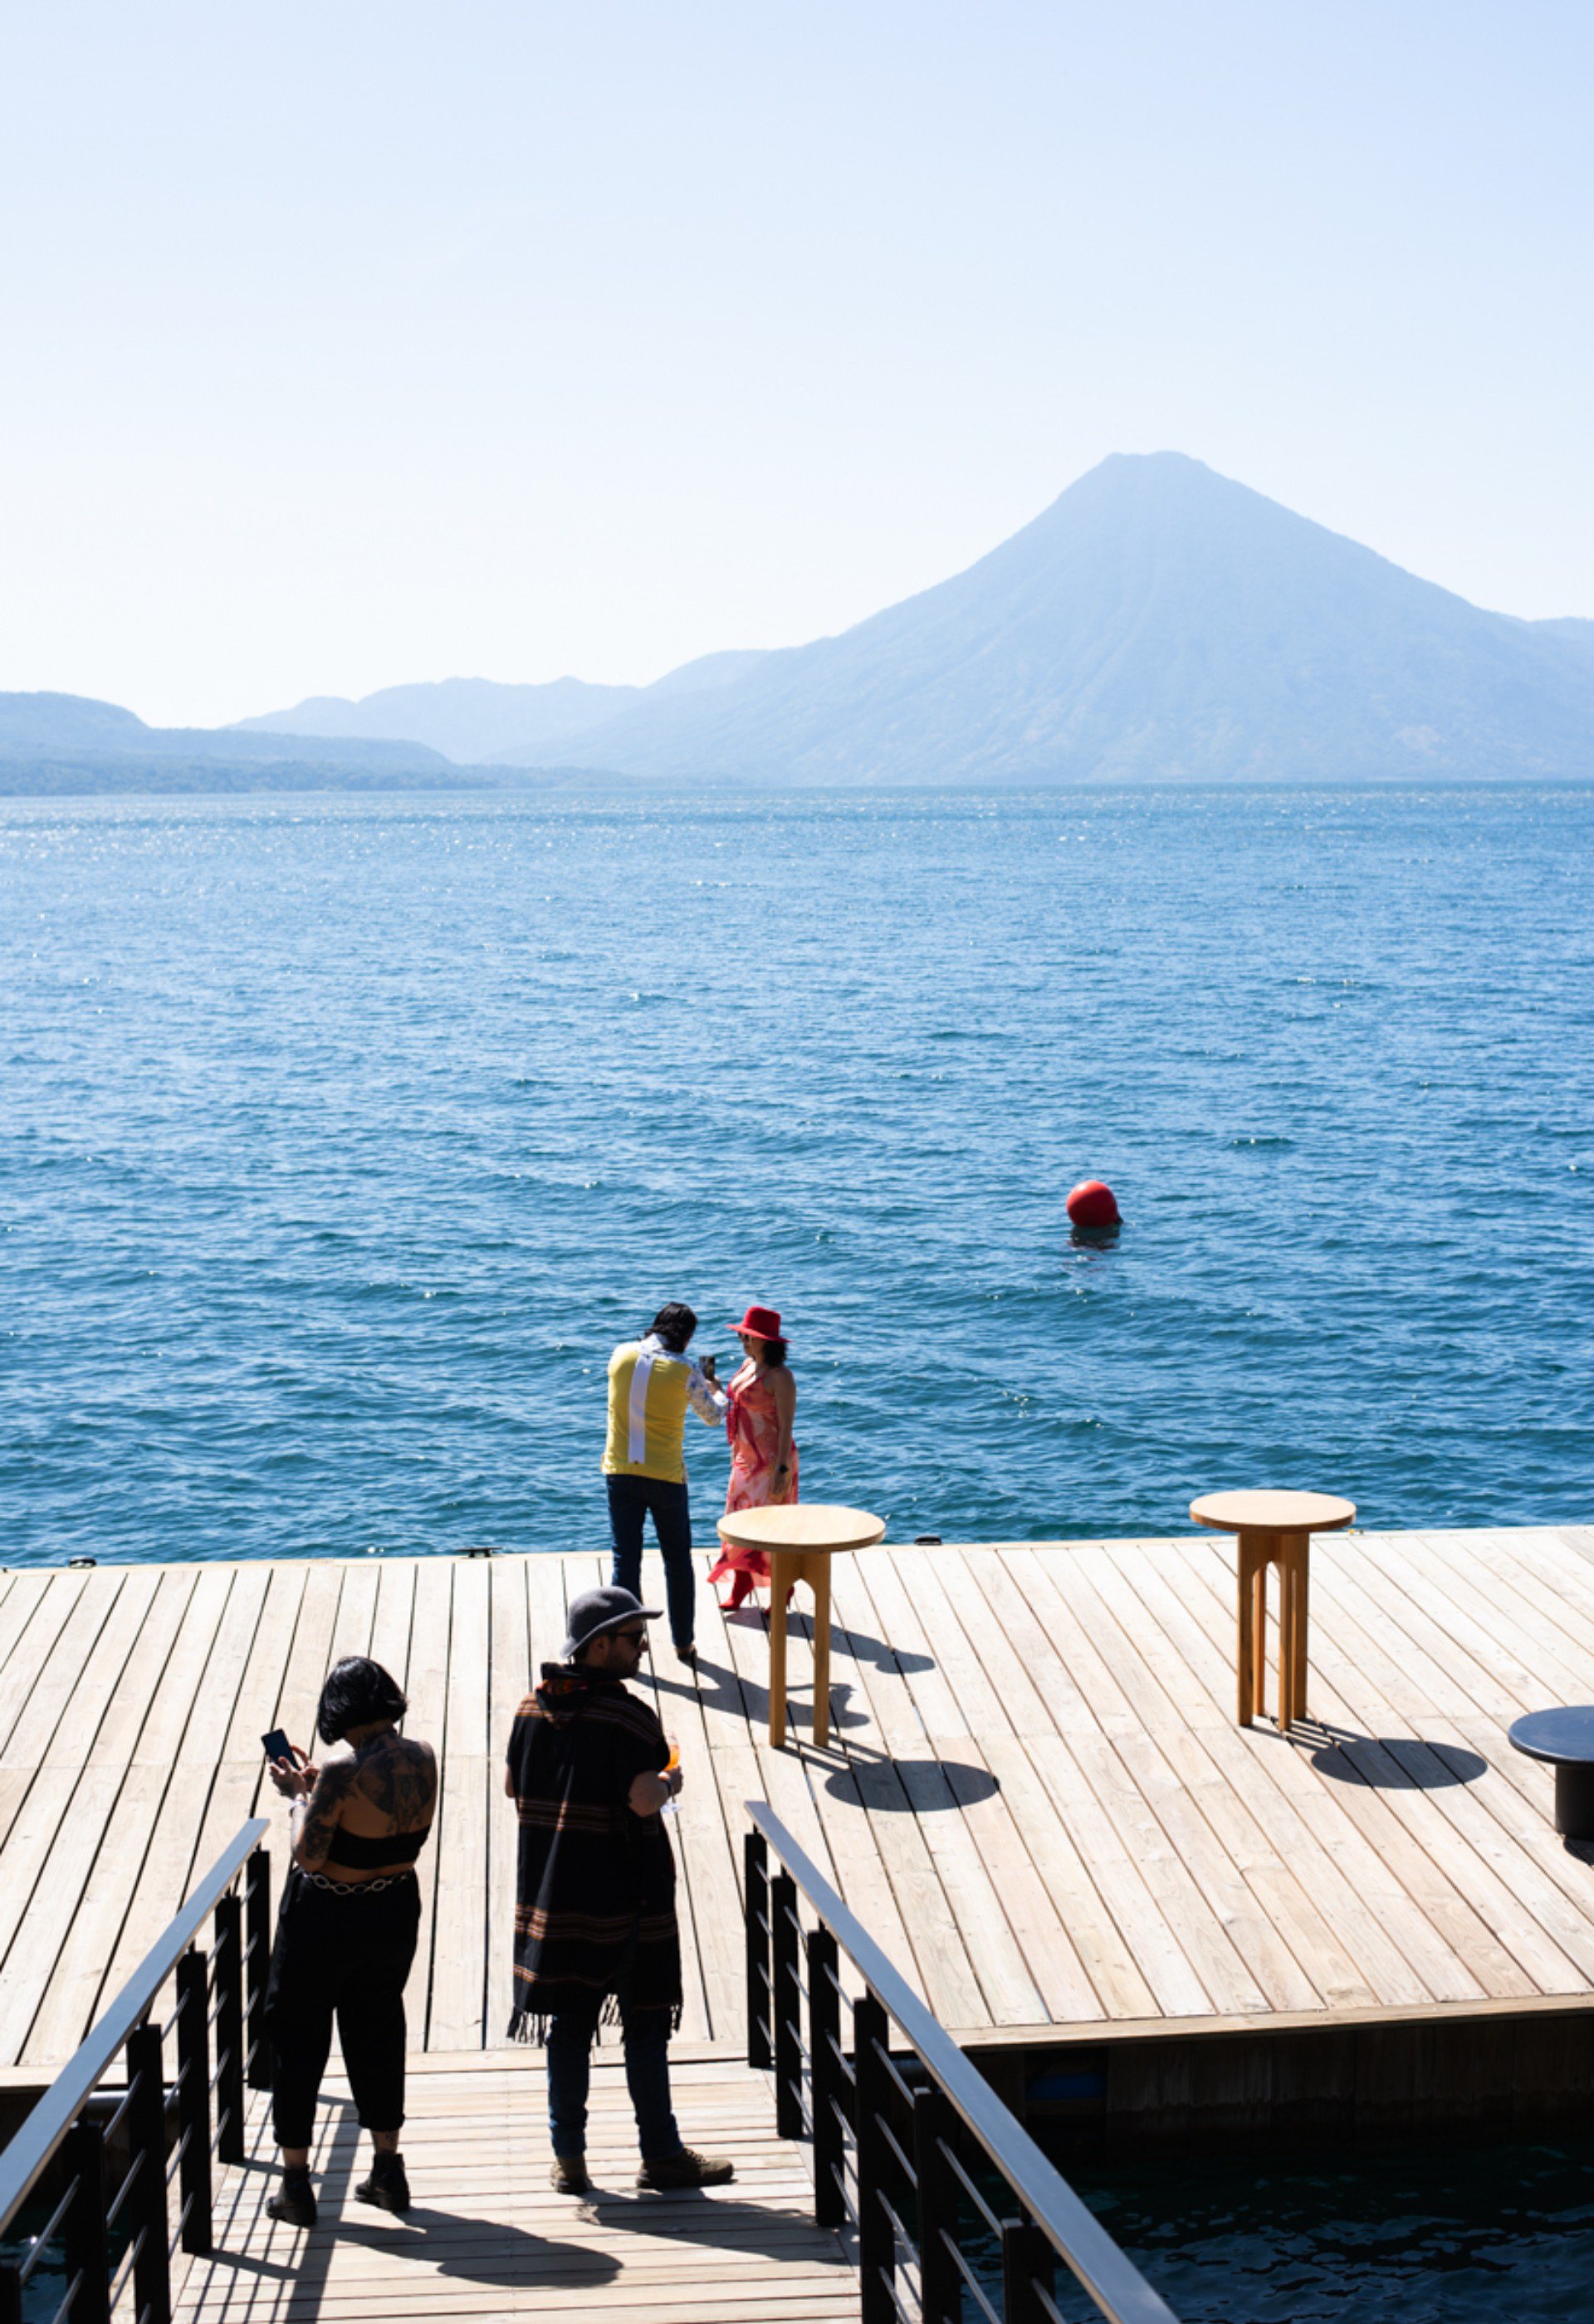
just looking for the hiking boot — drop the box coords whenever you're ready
[266,2168,317,2229]
[636,2145,736,2190]
[550,2153,592,2194]
[355,2150,411,2213]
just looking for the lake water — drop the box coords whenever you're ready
[2,785,1591,1566]
[1034,2131,1594,2323]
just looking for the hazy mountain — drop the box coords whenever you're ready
[533,454,1594,785]
[0,691,463,792]
[237,648,771,766]
[234,674,636,763]
[1531,615,1594,661]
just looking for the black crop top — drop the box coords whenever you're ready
[323,1824,433,1871]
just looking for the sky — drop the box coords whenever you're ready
[2,1,1591,727]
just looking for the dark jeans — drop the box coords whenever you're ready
[607,1473,698,1649]
[264,1868,420,2149]
[546,2003,679,2160]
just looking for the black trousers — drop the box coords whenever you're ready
[264,1868,420,2150]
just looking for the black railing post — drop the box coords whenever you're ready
[214,1891,245,2166]
[0,2264,22,2324]
[772,1871,803,2140]
[745,1830,771,2070]
[61,2116,110,2324]
[246,1847,272,2090]
[1002,2216,1054,2324]
[175,1946,213,2255]
[853,1993,895,2324]
[914,2086,961,2324]
[808,1926,844,2226]
[126,2022,173,2324]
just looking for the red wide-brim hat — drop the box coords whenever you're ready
[732,1305,784,1340]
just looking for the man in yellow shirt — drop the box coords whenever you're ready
[604,1304,727,1662]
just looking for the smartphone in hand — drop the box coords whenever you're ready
[261,1729,303,1767]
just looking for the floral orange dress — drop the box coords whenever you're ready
[707,1362,799,1610]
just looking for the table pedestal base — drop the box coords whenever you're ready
[1236,1531,1310,1730]
[768,1549,834,1750]
[1553,1762,1594,1842]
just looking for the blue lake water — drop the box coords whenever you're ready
[1,785,1591,1566]
[1034,2133,1594,2323]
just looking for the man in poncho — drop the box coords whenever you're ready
[503,1584,735,2194]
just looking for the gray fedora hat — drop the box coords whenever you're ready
[560,1585,662,1663]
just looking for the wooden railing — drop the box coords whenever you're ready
[0,1821,271,2324]
[745,1803,1181,2324]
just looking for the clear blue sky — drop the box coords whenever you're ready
[2,1,1590,725]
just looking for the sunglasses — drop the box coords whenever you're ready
[612,1628,648,1646]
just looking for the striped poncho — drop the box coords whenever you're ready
[505,1664,681,2043]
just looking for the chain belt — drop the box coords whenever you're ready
[296,1867,417,1896]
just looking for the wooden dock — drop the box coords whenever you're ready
[6,1526,1594,2142]
[170,2048,855,2324]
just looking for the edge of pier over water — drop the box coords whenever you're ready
[4,1524,1594,2140]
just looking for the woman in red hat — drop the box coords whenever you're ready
[707,1306,799,1612]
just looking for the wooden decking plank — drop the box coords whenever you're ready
[0,1567,172,2061]
[1144,1534,1537,2002]
[428,1555,492,2050]
[173,2048,854,2324]
[183,1563,311,1896]
[823,1558,1010,2024]
[1041,1555,1342,2013]
[403,1558,456,2047]
[86,1564,245,2021]
[1181,1540,1593,1994]
[368,1554,419,1690]
[1469,1528,1594,1661]
[0,1570,93,1759]
[0,1570,56,1689]
[882,1553,1106,2020]
[24,1569,232,2064]
[1083,1539,1465,2008]
[1002,1547,1272,2018]
[1305,1540,1594,1977]
[841,1552,1049,2025]
[486,1557,531,2044]
[648,1602,751,2049]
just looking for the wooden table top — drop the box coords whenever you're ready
[1190,1489,1357,1534]
[715,1502,887,1553]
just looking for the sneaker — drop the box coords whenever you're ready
[355,2150,410,2213]
[636,2145,736,2189]
[266,2169,317,2229]
[550,2154,592,2194]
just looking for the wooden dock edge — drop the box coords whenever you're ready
[961,1991,1594,2152]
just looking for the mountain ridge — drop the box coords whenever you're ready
[531,453,1594,784]
[9,455,1593,789]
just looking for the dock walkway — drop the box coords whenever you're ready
[170,2048,855,2324]
[5,1526,1594,2109]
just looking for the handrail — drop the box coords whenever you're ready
[0,1817,268,2228]
[746,1799,1180,2324]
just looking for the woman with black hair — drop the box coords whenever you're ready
[262,1656,437,2229]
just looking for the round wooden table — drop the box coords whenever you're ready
[1508,1707,1594,1840]
[714,1504,886,1749]
[1190,1489,1356,1731]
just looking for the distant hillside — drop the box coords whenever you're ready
[235,649,770,766]
[0,756,493,797]
[233,674,635,764]
[535,455,1594,785]
[0,692,463,792]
